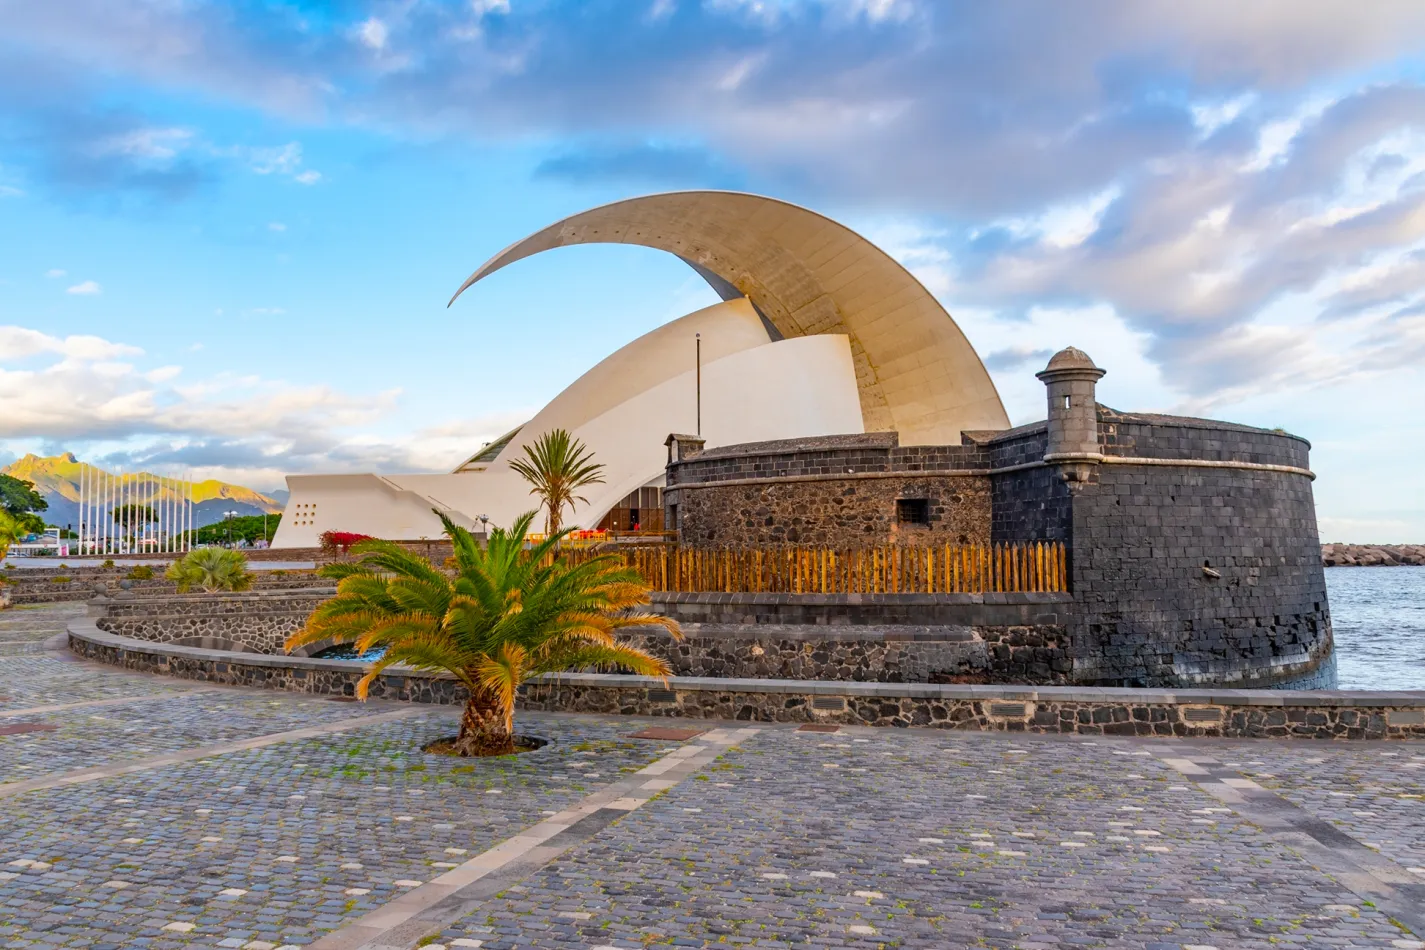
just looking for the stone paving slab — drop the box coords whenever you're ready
[0,654,191,710]
[435,728,1425,949]
[0,691,389,783]
[0,712,684,948]
[1,605,1424,950]
[1197,741,1425,878]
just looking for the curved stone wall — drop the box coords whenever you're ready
[91,590,335,656]
[83,589,1076,684]
[1068,413,1329,689]
[67,620,1425,740]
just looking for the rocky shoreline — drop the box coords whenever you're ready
[1322,543,1425,566]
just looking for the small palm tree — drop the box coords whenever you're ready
[285,511,678,756]
[509,429,605,536]
[166,548,255,593]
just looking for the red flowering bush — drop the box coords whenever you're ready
[318,531,376,555]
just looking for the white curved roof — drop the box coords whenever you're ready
[450,190,1009,444]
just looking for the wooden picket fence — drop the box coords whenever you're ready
[561,541,1067,594]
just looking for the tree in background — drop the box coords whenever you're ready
[509,429,605,536]
[191,514,281,547]
[0,474,47,519]
[286,511,677,756]
[0,474,48,540]
[166,548,255,593]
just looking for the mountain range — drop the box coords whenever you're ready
[1,453,284,530]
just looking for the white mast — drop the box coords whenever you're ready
[78,465,85,555]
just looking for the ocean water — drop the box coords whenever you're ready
[1328,566,1425,691]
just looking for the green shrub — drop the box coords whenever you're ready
[101,559,115,569]
[50,576,71,583]
[126,565,155,580]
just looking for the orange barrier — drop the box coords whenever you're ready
[561,541,1068,594]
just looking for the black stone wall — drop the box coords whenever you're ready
[662,409,1333,690]
[1067,416,1329,688]
[988,425,1073,543]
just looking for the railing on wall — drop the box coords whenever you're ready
[563,542,1068,594]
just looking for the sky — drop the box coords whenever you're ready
[2,0,1425,541]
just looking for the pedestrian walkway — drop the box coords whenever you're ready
[0,604,1421,949]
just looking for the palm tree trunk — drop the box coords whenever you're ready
[455,694,515,756]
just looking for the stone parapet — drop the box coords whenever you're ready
[649,591,1069,626]
[90,590,335,654]
[67,621,1425,739]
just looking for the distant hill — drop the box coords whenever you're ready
[1,453,284,530]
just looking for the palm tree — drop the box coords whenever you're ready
[508,429,606,536]
[166,547,255,593]
[285,511,678,756]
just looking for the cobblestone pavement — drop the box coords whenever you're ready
[1,604,1423,950]
[0,604,86,655]
[1225,744,1425,875]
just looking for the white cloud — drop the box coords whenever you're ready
[267,222,286,232]
[44,268,65,278]
[65,280,102,295]
[0,321,534,485]
[0,326,141,362]
[293,169,321,185]
[357,17,389,50]
[0,185,23,198]
[91,127,193,161]
[248,142,302,175]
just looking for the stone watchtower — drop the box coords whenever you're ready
[1036,347,1106,489]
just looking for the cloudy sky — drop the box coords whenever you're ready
[2,0,1424,540]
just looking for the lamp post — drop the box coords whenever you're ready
[223,510,238,547]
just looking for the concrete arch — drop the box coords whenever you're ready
[449,191,1009,445]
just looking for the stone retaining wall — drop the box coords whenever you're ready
[628,623,1071,683]
[86,589,1076,684]
[92,591,334,654]
[2,567,323,605]
[66,621,1425,739]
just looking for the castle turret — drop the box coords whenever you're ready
[1036,346,1105,488]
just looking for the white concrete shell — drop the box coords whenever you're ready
[271,192,1009,547]
[451,190,1009,444]
[272,299,863,546]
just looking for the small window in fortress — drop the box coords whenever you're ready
[1063,394,1072,409]
[896,498,930,525]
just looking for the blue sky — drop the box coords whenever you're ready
[2,0,1425,541]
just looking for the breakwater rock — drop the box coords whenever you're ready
[1322,543,1425,566]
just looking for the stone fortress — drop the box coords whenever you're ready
[58,190,1352,733]
[662,347,1333,691]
